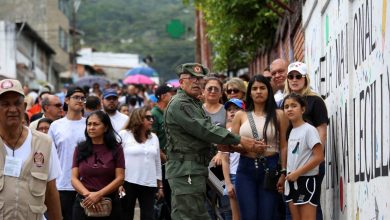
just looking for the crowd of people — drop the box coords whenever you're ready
[0,58,327,220]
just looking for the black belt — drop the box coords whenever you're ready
[167,152,209,165]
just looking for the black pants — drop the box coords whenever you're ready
[73,194,121,220]
[60,191,77,220]
[121,181,156,220]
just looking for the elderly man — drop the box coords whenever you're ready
[29,94,63,130]
[0,79,62,219]
[270,58,289,107]
[164,63,261,220]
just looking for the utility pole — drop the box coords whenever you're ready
[71,0,81,74]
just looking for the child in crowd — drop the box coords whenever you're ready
[283,93,324,220]
[222,98,245,220]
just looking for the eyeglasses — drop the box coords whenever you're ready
[206,86,220,93]
[145,115,155,122]
[226,88,240,94]
[181,76,205,82]
[37,126,50,132]
[70,96,86,103]
[287,74,305,80]
[50,103,63,108]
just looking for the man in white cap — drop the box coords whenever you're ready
[0,78,62,219]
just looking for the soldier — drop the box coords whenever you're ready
[164,63,262,220]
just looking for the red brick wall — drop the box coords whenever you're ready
[249,1,304,76]
[292,22,304,62]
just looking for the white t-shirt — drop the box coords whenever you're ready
[287,123,321,176]
[119,130,162,187]
[109,111,129,133]
[4,129,62,181]
[48,117,86,190]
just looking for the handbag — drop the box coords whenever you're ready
[80,197,112,217]
[154,198,171,220]
[247,112,280,191]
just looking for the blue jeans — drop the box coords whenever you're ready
[236,155,279,220]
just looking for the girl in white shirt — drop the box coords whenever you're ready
[283,93,324,220]
[119,107,163,220]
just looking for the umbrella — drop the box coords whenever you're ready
[166,79,180,87]
[124,66,158,77]
[123,74,155,85]
[75,75,110,88]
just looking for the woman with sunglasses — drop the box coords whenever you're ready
[224,78,246,100]
[284,62,328,219]
[202,76,231,219]
[231,75,288,220]
[118,107,163,220]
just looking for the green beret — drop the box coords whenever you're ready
[175,63,209,77]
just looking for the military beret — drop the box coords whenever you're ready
[175,63,209,77]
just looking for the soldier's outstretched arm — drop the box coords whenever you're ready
[172,102,240,145]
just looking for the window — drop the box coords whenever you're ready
[59,27,68,51]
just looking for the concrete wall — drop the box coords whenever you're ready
[303,0,390,219]
[0,0,70,72]
[0,21,16,78]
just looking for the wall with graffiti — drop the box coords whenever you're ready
[303,0,390,219]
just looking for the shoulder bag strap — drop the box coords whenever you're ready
[246,111,260,141]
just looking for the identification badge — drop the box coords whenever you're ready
[4,156,23,177]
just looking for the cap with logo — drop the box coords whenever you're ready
[0,79,25,97]
[66,86,85,98]
[287,62,307,75]
[102,89,118,99]
[155,84,174,100]
[224,98,245,110]
[175,63,209,77]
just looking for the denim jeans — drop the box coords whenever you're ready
[235,155,280,220]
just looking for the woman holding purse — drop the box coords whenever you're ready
[71,110,125,219]
[231,75,288,220]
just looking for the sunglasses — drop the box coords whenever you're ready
[50,103,63,108]
[287,74,305,80]
[206,86,220,93]
[226,88,240,94]
[181,76,204,82]
[145,115,155,122]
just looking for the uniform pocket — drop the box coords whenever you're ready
[29,172,47,197]
[28,204,46,220]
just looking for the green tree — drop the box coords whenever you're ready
[187,0,283,72]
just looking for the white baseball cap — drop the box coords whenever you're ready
[0,79,24,97]
[287,62,307,75]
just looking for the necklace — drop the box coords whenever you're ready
[0,126,24,157]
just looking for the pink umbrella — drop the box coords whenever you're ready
[123,74,155,85]
[166,79,180,87]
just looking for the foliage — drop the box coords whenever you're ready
[187,0,282,72]
[77,0,196,82]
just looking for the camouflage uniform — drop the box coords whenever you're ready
[164,63,240,220]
